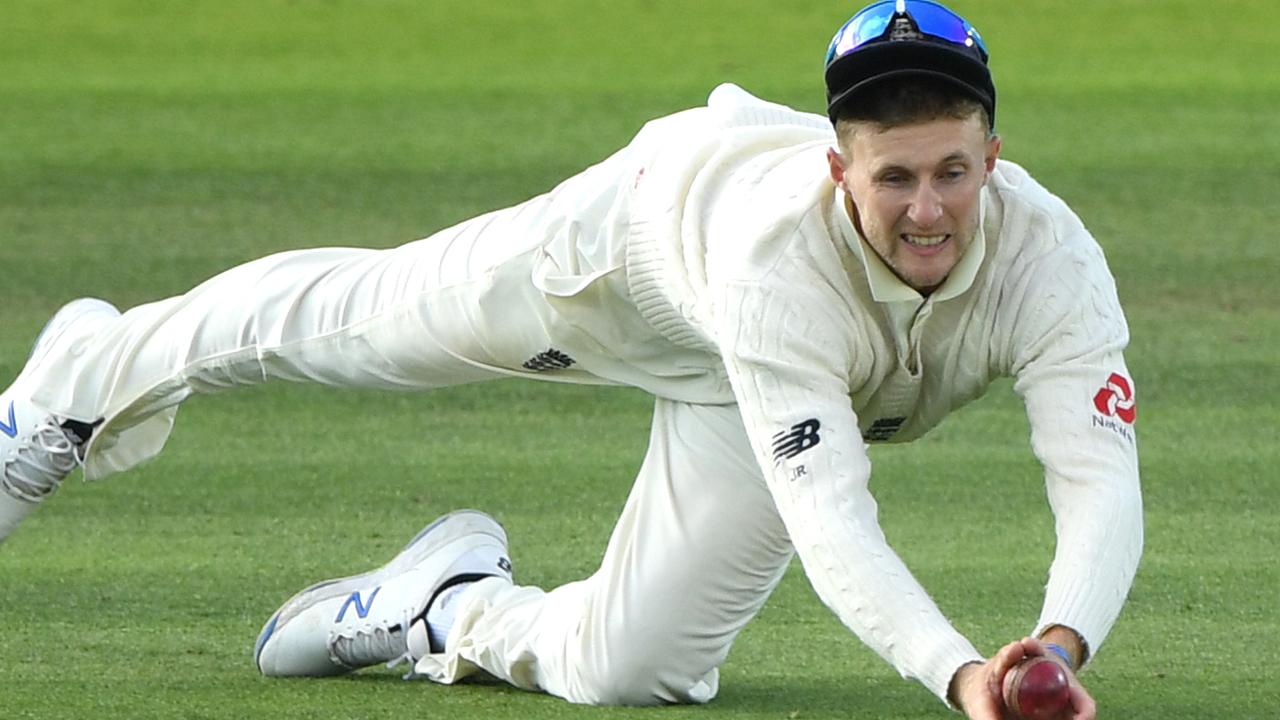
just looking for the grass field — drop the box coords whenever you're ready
[2,1,1278,718]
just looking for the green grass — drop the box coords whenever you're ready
[2,1,1278,718]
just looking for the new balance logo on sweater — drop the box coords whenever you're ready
[862,416,906,442]
[522,348,575,372]
[772,419,821,464]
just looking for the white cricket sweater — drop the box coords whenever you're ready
[618,85,1143,702]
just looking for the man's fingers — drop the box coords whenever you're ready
[994,638,1032,671]
[974,638,1093,720]
[1068,683,1097,720]
[959,679,1005,720]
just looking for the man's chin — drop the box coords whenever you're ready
[898,266,951,294]
[900,252,964,295]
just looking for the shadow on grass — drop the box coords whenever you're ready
[272,670,938,718]
[704,676,937,719]
[271,666,1273,720]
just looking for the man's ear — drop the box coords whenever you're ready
[985,134,1002,175]
[827,147,848,191]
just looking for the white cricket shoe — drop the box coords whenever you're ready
[254,509,513,677]
[0,298,120,543]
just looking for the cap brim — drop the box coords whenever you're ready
[825,39,995,125]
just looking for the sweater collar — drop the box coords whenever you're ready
[834,190,986,304]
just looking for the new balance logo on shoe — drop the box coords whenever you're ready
[1,402,17,439]
[497,556,512,574]
[335,587,381,622]
[522,348,575,372]
[772,418,821,464]
[254,511,511,677]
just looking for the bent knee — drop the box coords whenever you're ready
[569,653,720,706]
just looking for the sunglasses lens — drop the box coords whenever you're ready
[825,1,987,64]
[825,2,896,63]
[904,1,987,52]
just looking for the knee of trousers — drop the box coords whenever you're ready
[565,641,720,706]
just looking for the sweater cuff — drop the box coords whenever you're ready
[914,634,985,706]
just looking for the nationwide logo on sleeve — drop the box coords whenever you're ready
[1093,373,1137,423]
[1091,372,1136,443]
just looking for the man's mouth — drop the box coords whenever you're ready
[903,233,949,247]
[902,234,951,253]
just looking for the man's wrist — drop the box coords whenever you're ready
[946,660,983,710]
[1037,624,1088,669]
[1043,642,1073,669]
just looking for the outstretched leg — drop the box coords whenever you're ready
[0,141,642,542]
[2,224,605,542]
[0,240,517,543]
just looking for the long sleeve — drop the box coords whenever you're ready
[717,271,982,702]
[1008,237,1143,662]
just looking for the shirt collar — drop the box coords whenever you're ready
[834,189,987,304]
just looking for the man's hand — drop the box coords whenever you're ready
[949,637,1096,720]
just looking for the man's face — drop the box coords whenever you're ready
[828,114,1000,294]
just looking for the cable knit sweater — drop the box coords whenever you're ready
[619,84,1142,701]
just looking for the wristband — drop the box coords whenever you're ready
[1044,643,1073,669]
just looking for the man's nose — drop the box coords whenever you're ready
[907,184,944,228]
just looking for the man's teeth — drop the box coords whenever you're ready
[903,234,948,247]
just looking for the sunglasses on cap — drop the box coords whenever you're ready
[824,0,988,67]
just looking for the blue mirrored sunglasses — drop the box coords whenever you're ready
[825,0,988,65]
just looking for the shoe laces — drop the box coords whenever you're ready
[328,607,417,673]
[1,418,82,503]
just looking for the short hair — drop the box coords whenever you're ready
[834,75,993,145]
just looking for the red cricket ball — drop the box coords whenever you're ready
[1002,656,1071,720]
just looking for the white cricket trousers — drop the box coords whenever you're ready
[27,157,796,705]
